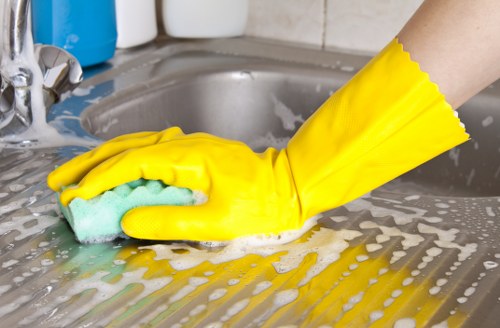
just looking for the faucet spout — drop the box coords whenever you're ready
[0,0,83,142]
[3,0,31,61]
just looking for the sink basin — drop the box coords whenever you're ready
[82,49,500,198]
[1,38,499,327]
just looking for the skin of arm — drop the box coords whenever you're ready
[398,0,500,109]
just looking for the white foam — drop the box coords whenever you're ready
[343,291,364,311]
[448,148,460,167]
[169,277,208,303]
[142,221,359,290]
[402,277,414,286]
[252,281,272,295]
[273,289,299,307]
[227,279,240,286]
[220,298,249,322]
[356,255,369,262]
[417,224,458,242]
[340,65,354,72]
[433,240,477,262]
[391,289,403,298]
[370,310,384,323]
[192,190,209,205]
[0,171,24,180]
[485,207,496,217]
[95,118,119,135]
[1,259,18,268]
[20,268,173,327]
[390,251,406,264]
[270,94,304,131]
[394,318,416,328]
[0,213,59,241]
[0,198,28,216]
[482,116,494,127]
[366,244,383,252]
[436,278,448,287]
[72,86,94,97]
[345,196,441,225]
[208,288,227,302]
[189,304,207,316]
[426,247,443,257]
[41,259,54,266]
[383,298,394,307]
[0,295,32,317]
[247,131,290,150]
[464,287,476,297]
[483,261,498,270]
[0,285,11,296]
[360,221,424,251]
[431,320,449,328]
[376,234,390,243]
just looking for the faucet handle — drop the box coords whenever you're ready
[35,44,84,103]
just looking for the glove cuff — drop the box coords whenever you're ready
[287,38,469,220]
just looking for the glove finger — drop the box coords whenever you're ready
[121,204,235,241]
[58,137,215,206]
[48,127,185,191]
[58,133,251,205]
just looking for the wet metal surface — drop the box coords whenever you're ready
[0,38,499,327]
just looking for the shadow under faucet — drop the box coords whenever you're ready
[0,0,83,142]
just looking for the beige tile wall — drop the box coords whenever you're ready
[245,0,325,47]
[325,0,423,53]
[245,0,424,54]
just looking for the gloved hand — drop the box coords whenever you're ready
[48,39,469,241]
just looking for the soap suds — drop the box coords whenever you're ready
[270,94,304,131]
[482,116,494,127]
[19,268,172,326]
[394,318,416,328]
[483,261,498,270]
[143,227,360,290]
[220,298,250,322]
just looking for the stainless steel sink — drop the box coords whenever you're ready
[81,45,500,198]
[0,38,499,327]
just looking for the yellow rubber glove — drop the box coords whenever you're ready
[47,39,469,241]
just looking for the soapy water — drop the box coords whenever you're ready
[0,106,498,326]
[1,170,499,326]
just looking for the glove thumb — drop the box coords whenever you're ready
[121,204,228,241]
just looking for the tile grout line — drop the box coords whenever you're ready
[321,0,328,49]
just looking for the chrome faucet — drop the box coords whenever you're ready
[0,0,83,139]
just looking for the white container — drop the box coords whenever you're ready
[162,0,248,38]
[115,0,158,48]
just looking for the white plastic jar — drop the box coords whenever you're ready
[162,0,249,38]
[115,0,158,48]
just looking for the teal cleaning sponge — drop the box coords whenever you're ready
[58,179,195,244]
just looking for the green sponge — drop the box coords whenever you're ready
[58,179,195,244]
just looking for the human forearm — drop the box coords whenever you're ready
[398,0,500,109]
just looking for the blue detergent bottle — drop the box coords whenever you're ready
[31,0,117,67]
